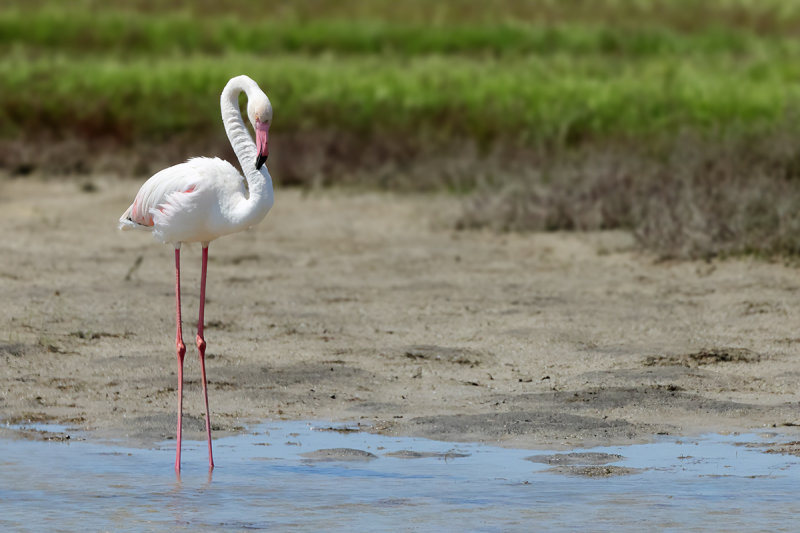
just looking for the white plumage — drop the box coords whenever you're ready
[119,156,263,243]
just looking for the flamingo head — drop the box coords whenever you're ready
[247,94,272,170]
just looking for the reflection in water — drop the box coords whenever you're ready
[1,422,798,531]
[169,467,215,526]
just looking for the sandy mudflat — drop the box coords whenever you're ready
[1,177,799,448]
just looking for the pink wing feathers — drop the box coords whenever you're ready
[119,162,203,230]
[119,156,246,243]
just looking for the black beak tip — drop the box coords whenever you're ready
[255,155,268,170]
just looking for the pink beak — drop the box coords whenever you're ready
[255,118,270,170]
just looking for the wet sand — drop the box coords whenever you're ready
[1,176,799,448]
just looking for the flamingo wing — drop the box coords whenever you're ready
[119,157,245,243]
[119,163,201,229]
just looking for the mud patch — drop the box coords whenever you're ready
[525,452,623,466]
[0,343,31,357]
[493,386,761,424]
[313,424,364,434]
[386,410,645,445]
[300,448,377,461]
[763,441,800,457]
[544,465,644,477]
[644,348,761,368]
[384,450,470,460]
[392,345,489,367]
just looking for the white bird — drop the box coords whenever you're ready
[119,75,274,472]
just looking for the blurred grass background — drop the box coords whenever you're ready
[3,0,800,257]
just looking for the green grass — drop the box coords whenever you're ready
[10,0,800,32]
[4,8,799,57]
[4,50,800,143]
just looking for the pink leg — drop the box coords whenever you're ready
[174,246,186,472]
[197,243,214,469]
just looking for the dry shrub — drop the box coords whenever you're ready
[458,131,800,259]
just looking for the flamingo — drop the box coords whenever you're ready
[118,75,274,471]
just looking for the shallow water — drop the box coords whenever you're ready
[1,422,798,532]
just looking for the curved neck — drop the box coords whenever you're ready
[220,76,274,222]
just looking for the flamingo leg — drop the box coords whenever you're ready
[174,245,186,472]
[197,243,214,469]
